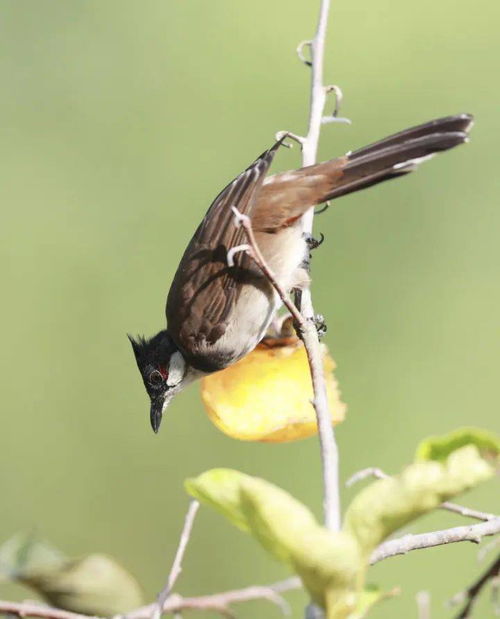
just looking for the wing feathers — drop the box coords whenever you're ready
[166,140,283,368]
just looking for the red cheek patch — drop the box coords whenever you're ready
[159,366,169,380]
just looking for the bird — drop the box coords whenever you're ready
[129,113,473,433]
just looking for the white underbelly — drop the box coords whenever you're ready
[213,224,307,362]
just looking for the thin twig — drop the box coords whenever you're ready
[449,554,500,618]
[416,591,431,619]
[129,576,301,619]
[297,0,341,533]
[230,208,304,326]
[345,467,386,487]
[478,537,500,562]
[152,500,200,619]
[296,40,312,66]
[299,322,340,532]
[440,503,497,523]
[0,603,89,619]
[493,574,500,616]
[346,467,497,522]
[370,519,500,564]
[0,579,302,619]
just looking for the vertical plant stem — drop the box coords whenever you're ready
[152,500,200,619]
[299,0,341,532]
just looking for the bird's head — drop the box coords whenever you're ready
[128,330,189,433]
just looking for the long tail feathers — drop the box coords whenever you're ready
[324,113,473,201]
[349,114,473,158]
[256,114,473,232]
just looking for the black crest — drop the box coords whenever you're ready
[128,330,177,372]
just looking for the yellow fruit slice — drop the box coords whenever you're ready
[200,337,346,442]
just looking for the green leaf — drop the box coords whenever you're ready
[186,469,364,617]
[0,534,143,615]
[185,468,256,534]
[415,426,500,463]
[239,478,364,616]
[344,445,494,556]
[186,429,497,618]
[349,584,400,618]
[0,533,66,582]
[24,554,144,616]
[186,468,319,562]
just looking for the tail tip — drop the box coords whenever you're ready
[458,112,475,132]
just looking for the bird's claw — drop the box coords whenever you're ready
[304,232,325,250]
[314,314,327,337]
[275,131,305,149]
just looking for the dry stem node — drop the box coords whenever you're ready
[322,84,351,124]
[274,131,306,149]
[325,84,343,111]
[314,201,331,215]
[296,40,313,66]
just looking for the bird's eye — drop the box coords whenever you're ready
[149,370,163,386]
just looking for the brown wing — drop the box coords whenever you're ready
[166,140,283,370]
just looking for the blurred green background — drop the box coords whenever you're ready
[1,0,498,616]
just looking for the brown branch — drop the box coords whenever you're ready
[152,500,200,619]
[346,467,497,522]
[0,578,302,619]
[449,553,500,618]
[370,519,500,565]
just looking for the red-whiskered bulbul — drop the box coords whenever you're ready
[129,114,473,433]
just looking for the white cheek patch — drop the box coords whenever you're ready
[166,351,186,387]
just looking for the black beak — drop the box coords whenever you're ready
[150,398,164,434]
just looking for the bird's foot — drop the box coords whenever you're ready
[301,233,325,271]
[314,314,327,338]
[304,232,325,250]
